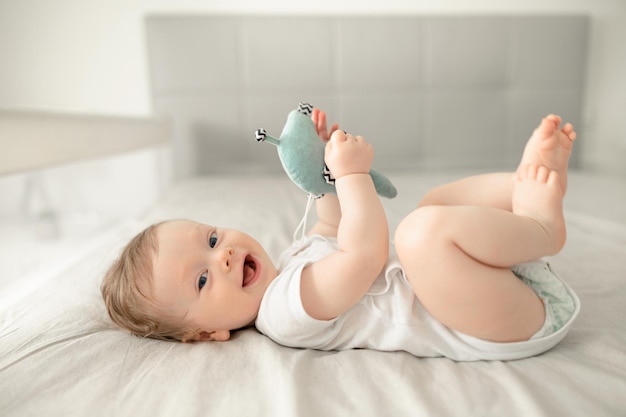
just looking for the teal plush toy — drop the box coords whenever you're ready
[254,103,397,199]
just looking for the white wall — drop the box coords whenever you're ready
[2,1,625,119]
[0,0,624,224]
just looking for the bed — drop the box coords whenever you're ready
[2,13,626,417]
[1,168,625,416]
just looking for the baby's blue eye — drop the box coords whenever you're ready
[209,232,218,248]
[199,272,207,290]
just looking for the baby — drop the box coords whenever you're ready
[101,110,580,361]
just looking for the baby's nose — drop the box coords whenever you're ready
[221,248,233,270]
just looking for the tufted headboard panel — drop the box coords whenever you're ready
[145,15,588,179]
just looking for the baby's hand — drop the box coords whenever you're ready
[312,108,339,143]
[324,130,373,179]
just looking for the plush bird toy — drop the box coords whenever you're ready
[254,102,397,199]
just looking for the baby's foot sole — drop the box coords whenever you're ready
[518,115,576,194]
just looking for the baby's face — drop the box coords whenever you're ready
[151,220,277,341]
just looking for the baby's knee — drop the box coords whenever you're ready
[395,206,447,256]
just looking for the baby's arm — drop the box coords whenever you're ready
[308,194,341,237]
[300,130,389,320]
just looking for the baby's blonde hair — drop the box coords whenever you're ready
[101,221,190,341]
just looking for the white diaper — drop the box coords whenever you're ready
[512,260,579,340]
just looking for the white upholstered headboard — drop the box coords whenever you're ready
[145,15,589,179]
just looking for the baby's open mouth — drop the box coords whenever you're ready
[243,255,257,287]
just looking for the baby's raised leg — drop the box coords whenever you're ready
[512,164,566,254]
[418,172,515,211]
[395,165,565,342]
[417,115,576,211]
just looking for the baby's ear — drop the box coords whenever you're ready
[182,330,231,343]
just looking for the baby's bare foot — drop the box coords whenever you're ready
[512,164,566,255]
[517,115,576,194]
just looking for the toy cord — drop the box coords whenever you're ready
[293,193,318,243]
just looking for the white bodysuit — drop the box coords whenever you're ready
[255,235,579,361]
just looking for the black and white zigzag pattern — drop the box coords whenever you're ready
[298,102,313,116]
[254,128,267,142]
[323,164,335,185]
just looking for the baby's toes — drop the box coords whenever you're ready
[562,123,576,141]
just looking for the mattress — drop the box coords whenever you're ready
[1,170,625,416]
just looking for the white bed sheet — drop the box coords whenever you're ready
[1,170,625,416]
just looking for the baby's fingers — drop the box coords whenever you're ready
[313,109,339,142]
[314,110,328,139]
[328,122,339,137]
[329,129,347,143]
